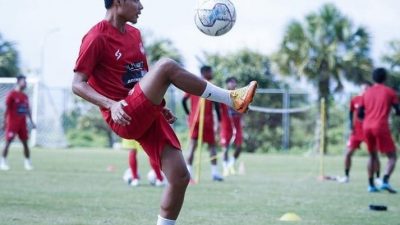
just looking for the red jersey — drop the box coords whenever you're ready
[185,93,214,130]
[362,84,399,129]
[5,90,29,125]
[349,95,363,138]
[74,20,149,103]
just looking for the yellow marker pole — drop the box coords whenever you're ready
[195,98,206,183]
[319,98,326,179]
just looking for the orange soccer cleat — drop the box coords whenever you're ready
[230,81,258,113]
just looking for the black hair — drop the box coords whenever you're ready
[372,68,387,83]
[16,75,26,82]
[225,76,238,84]
[200,65,212,74]
[104,0,113,9]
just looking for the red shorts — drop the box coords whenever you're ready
[363,126,396,154]
[220,116,243,147]
[5,122,28,142]
[102,84,181,168]
[190,122,215,145]
[346,134,363,150]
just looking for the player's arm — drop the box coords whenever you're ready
[349,111,354,130]
[27,107,36,129]
[2,94,12,130]
[393,104,400,116]
[214,102,221,122]
[2,108,7,130]
[72,72,131,126]
[357,106,365,120]
[182,95,190,115]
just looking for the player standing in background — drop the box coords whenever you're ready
[183,65,224,182]
[1,75,36,171]
[220,77,244,176]
[72,0,257,224]
[338,81,381,183]
[359,68,399,193]
[122,139,165,187]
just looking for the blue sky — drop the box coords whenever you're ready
[1,0,399,88]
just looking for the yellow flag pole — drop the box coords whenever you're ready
[319,98,326,180]
[195,98,206,183]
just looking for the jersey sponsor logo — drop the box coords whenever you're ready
[122,61,147,88]
[115,49,122,60]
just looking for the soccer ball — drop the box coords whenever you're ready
[194,0,236,36]
[147,169,157,185]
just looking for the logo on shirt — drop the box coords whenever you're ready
[122,61,147,89]
[115,49,122,60]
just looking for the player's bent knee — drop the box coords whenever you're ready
[169,169,190,188]
[154,58,179,74]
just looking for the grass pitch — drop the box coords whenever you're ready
[0,148,398,225]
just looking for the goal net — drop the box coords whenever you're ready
[246,88,318,151]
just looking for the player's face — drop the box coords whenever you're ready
[226,80,237,90]
[18,79,27,90]
[118,0,143,24]
[202,70,213,81]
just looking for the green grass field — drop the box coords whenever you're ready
[0,148,398,225]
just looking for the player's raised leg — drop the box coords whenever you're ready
[139,58,257,113]
[158,146,190,224]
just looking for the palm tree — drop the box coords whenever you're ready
[0,34,20,77]
[382,40,400,72]
[273,3,373,153]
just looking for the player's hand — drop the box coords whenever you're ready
[31,122,37,129]
[110,100,131,126]
[162,108,177,124]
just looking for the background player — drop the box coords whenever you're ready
[338,81,381,183]
[1,75,36,171]
[183,65,223,182]
[122,138,165,187]
[220,77,244,176]
[359,68,399,193]
[72,0,257,224]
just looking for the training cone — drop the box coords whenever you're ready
[238,161,246,175]
[279,212,301,221]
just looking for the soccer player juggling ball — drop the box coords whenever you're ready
[72,0,257,224]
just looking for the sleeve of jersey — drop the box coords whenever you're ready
[73,33,104,78]
[5,92,12,108]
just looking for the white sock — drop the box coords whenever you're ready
[157,215,176,225]
[201,82,232,107]
[222,160,228,169]
[186,165,193,178]
[229,157,236,167]
[0,157,5,165]
[211,165,219,176]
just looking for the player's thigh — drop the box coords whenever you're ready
[376,128,396,154]
[139,62,171,105]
